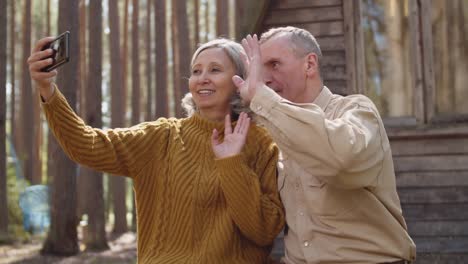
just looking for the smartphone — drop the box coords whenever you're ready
[41,31,70,72]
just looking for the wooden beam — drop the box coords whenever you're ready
[402,203,468,221]
[398,186,468,204]
[396,171,468,187]
[273,0,342,9]
[394,156,468,172]
[343,0,356,94]
[420,0,436,123]
[264,6,343,25]
[409,0,425,124]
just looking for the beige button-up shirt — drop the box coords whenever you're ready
[251,86,416,264]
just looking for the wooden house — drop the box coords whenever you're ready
[239,0,468,263]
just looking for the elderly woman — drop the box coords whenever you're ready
[28,37,285,263]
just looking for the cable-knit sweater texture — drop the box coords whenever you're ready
[42,88,285,264]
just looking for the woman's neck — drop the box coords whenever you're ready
[199,108,230,123]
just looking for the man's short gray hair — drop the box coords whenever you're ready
[260,26,323,79]
[182,38,250,119]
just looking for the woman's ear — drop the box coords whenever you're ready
[305,53,319,78]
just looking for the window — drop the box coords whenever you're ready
[432,0,468,115]
[362,0,413,118]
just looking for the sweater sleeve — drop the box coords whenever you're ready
[214,136,284,247]
[42,86,171,179]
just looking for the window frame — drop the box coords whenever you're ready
[345,0,468,132]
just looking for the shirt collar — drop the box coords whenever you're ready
[312,86,333,111]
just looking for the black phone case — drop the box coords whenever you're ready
[41,31,70,72]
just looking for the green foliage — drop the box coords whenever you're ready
[6,162,31,242]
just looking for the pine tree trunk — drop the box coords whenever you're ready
[20,0,34,184]
[122,0,129,108]
[172,0,190,117]
[155,0,168,118]
[145,0,152,121]
[9,0,15,144]
[131,0,140,125]
[194,0,200,46]
[42,0,80,255]
[108,0,128,235]
[0,0,8,241]
[81,0,109,250]
[216,0,229,37]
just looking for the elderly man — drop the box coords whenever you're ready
[234,27,416,264]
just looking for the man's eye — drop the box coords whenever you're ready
[272,62,280,68]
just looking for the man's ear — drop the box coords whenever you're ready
[305,53,319,78]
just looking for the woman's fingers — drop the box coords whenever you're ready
[28,49,53,64]
[211,128,220,146]
[224,114,232,135]
[30,69,57,81]
[32,37,55,53]
[234,113,244,134]
[29,58,53,72]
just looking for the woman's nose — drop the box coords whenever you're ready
[197,72,209,84]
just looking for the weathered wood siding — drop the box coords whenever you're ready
[259,0,347,95]
[390,133,468,263]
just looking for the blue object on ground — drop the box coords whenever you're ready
[19,185,50,234]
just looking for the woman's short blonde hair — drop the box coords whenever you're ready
[181,38,249,119]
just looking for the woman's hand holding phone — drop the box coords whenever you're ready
[28,37,59,101]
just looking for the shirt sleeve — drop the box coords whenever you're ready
[42,85,170,179]
[250,86,386,189]
[214,140,285,247]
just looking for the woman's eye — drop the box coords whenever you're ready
[192,69,201,75]
[211,68,220,72]
[272,62,279,68]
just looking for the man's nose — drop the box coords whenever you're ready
[263,70,273,86]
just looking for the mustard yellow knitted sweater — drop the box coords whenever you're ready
[42,88,285,264]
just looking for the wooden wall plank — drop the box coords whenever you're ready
[272,0,342,9]
[264,7,343,25]
[321,65,345,80]
[408,0,425,124]
[343,0,356,94]
[321,51,346,66]
[325,80,347,96]
[393,156,468,172]
[398,187,468,204]
[316,36,345,51]
[396,171,468,188]
[416,254,468,264]
[297,21,344,37]
[391,138,468,156]
[402,204,468,221]
[407,221,468,236]
[413,237,468,253]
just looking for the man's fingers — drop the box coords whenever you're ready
[32,37,55,53]
[242,37,252,59]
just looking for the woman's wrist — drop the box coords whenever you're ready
[39,83,55,102]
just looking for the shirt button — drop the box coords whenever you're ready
[299,211,304,216]
[304,241,309,247]
[256,105,262,111]
[295,183,300,189]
